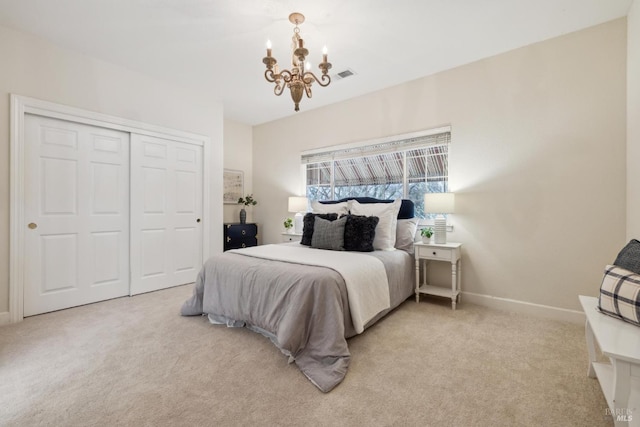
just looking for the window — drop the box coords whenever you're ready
[302,128,450,218]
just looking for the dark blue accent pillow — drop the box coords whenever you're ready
[301,213,338,246]
[342,214,379,252]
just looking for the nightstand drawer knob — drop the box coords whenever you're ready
[433,251,437,255]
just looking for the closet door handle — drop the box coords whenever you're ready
[28,222,38,229]
[196,218,201,223]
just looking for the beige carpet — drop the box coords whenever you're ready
[1,285,611,426]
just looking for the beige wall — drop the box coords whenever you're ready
[223,119,254,224]
[0,25,224,317]
[628,1,640,239]
[253,19,627,312]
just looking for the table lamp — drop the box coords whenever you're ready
[424,193,455,244]
[288,196,308,234]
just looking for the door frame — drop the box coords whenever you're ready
[9,94,211,323]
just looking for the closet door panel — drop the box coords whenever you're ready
[130,134,203,295]
[23,114,130,316]
[140,229,168,277]
[91,231,123,285]
[172,143,203,285]
[41,234,78,292]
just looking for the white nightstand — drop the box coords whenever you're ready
[281,232,303,243]
[414,242,462,309]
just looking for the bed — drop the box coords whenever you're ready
[181,198,418,392]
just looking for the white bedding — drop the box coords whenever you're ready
[229,243,391,333]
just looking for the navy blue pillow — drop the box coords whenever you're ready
[342,214,379,252]
[301,213,338,246]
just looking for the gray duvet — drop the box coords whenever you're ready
[181,244,415,392]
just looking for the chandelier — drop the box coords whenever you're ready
[262,12,332,112]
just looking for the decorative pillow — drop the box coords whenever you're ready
[323,197,414,219]
[598,264,640,327]
[350,199,402,251]
[613,239,640,275]
[342,215,379,252]
[301,213,338,246]
[395,218,419,253]
[311,200,350,216]
[311,216,347,251]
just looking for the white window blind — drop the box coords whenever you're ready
[302,129,451,218]
[301,132,450,164]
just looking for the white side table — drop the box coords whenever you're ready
[414,242,462,310]
[580,295,640,426]
[281,232,302,243]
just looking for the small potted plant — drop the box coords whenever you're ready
[420,227,433,243]
[283,218,294,234]
[237,194,257,224]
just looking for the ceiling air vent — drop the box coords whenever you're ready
[332,68,356,81]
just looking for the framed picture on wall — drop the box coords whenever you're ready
[223,169,244,204]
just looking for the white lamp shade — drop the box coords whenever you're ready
[288,196,308,213]
[424,193,454,244]
[424,193,455,214]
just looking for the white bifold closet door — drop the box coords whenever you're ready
[130,134,203,295]
[23,114,130,316]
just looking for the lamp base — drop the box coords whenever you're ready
[294,212,304,234]
[433,215,447,244]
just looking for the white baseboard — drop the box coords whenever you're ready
[462,292,585,324]
[0,311,11,326]
[0,297,585,326]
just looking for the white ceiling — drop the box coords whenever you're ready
[0,0,633,125]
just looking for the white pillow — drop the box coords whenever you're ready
[311,200,350,216]
[395,218,418,253]
[350,199,402,251]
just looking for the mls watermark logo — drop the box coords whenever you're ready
[604,408,633,423]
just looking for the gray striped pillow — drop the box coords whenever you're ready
[311,216,346,251]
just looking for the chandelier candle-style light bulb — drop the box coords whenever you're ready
[262,12,332,112]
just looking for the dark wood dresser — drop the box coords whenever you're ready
[223,223,258,251]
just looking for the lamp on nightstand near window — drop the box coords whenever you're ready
[424,193,455,244]
[288,196,308,234]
